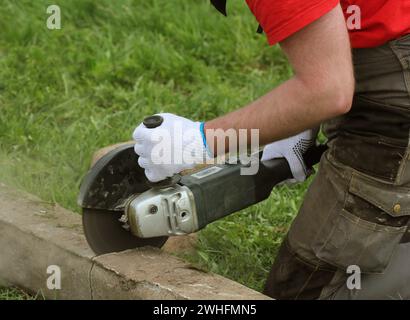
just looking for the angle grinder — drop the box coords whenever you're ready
[78,115,326,254]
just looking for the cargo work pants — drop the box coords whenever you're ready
[264,34,410,300]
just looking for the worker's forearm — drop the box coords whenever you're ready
[204,74,350,153]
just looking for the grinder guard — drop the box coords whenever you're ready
[78,143,169,254]
[78,143,149,211]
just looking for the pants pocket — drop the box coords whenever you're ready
[314,171,410,273]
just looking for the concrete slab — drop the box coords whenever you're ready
[0,183,269,300]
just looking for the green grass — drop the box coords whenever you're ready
[0,287,34,300]
[0,0,310,292]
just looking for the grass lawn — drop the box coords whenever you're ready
[0,0,312,294]
[0,287,34,300]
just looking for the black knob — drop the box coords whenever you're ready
[143,115,164,128]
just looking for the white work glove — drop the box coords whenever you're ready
[261,128,318,182]
[133,113,211,182]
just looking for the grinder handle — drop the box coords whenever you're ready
[257,143,328,186]
[303,144,328,169]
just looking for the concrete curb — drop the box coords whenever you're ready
[0,183,269,300]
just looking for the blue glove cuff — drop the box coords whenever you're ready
[200,122,213,158]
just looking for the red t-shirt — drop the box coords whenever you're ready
[245,0,410,48]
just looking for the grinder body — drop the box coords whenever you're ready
[126,153,293,239]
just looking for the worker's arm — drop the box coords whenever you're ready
[133,4,354,183]
[205,4,354,150]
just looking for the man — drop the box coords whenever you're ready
[133,0,410,299]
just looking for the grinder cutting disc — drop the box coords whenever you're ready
[79,143,168,254]
[83,208,168,255]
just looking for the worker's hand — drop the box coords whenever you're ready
[261,128,318,182]
[133,113,211,182]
